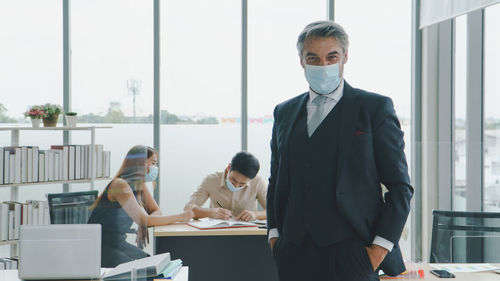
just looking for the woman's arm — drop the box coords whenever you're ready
[141,183,162,216]
[108,179,192,227]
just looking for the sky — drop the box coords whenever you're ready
[0,0,498,120]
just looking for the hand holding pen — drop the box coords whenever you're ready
[209,201,233,220]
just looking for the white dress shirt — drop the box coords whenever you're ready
[268,80,394,252]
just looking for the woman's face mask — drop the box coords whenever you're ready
[145,165,158,182]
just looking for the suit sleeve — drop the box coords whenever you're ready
[372,98,414,244]
[266,106,280,231]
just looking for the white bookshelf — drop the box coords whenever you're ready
[0,177,112,188]
[0,240,17,246]
[0,125,112,257]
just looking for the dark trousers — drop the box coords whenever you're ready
[273,235,380,281]
[101,232,149,268]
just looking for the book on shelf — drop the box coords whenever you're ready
[187,219,257,230]
[21,146,28,183]
[7,211,14,240]
[50,146,68,181]
[32,146,39,182]
[0,257,18,270]
[22,203,28,226]
[38,151,45,182]
[68,145,75,180]
[0,148,3,184]
[0,144,109,185]
[75,145,81,180]
[4,147,21,184]
[3,149,9,184]
[27,147,33,183]
[96,144,103,178]
[80,145,84,178]
[54,152,60,181]
[0,203,8,241]
[3,202,21,240]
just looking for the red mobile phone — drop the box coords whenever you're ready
[430,269,455,278]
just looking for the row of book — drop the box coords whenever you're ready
[0,200,50,241]
[0,144,110,185]
[0,257,18,270]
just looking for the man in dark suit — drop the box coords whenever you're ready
[266,21,414,281]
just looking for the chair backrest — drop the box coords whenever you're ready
[48,190,98,224]
[430,210,500,263]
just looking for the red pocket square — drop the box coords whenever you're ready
[355,131,364,136]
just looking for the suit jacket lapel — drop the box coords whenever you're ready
[281,92,309,164]
[336,82,360,182]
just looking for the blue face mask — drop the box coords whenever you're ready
[226,177,245,192]
[304,63,341,95]
[145,165,158,182]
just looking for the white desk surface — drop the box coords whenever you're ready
[0,266,188,281]
[393,264,500,280]
[154,222,267,237]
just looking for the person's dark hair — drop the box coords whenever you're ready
[90,145,157,210]
[230,151,260,179]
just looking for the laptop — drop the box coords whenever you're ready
[19,224,101,280]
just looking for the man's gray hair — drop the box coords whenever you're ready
[297,21,349,57]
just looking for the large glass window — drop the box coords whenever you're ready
[247,0,326,191]
[71,0,154,194]
[71,0,155,255]
[453,15,467,211]
[335,0,412,258]
[483,4,500,212]
[160,0,241,215]
[0,0,63,258]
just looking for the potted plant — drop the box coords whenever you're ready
[65,112,78,127]
[24,105,45,127]
[41,103,63,127]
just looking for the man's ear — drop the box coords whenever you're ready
[343,51,349,64]
[300,56,305,68]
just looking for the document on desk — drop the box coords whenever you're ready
[188,219,257,230]
[430,263,500,272]
[102,253,171,280]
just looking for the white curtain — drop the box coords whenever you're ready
[420,0,500,28]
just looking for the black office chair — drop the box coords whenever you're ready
[430,210,500,263]
[48,190,98,224]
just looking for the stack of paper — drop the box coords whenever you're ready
[153,259,183,280]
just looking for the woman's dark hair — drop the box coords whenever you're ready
[230,151,260,179]
[90,145,157,210]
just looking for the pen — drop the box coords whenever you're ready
[216,201,233,219]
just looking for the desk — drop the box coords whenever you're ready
[0,266,189,281]
[154,224,277,281]
[386,264,500,280]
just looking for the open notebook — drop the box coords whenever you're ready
[188,219,257,230]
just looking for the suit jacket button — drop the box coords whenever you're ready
[305,163,311,167]
[305,223,311,229]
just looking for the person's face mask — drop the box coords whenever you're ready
[226,177,245,192]
[304,63,341,95]
[145,165,158,182]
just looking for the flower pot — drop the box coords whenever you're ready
[31,118,41,128]
[42,114,59,127]
[65,115,77,127]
